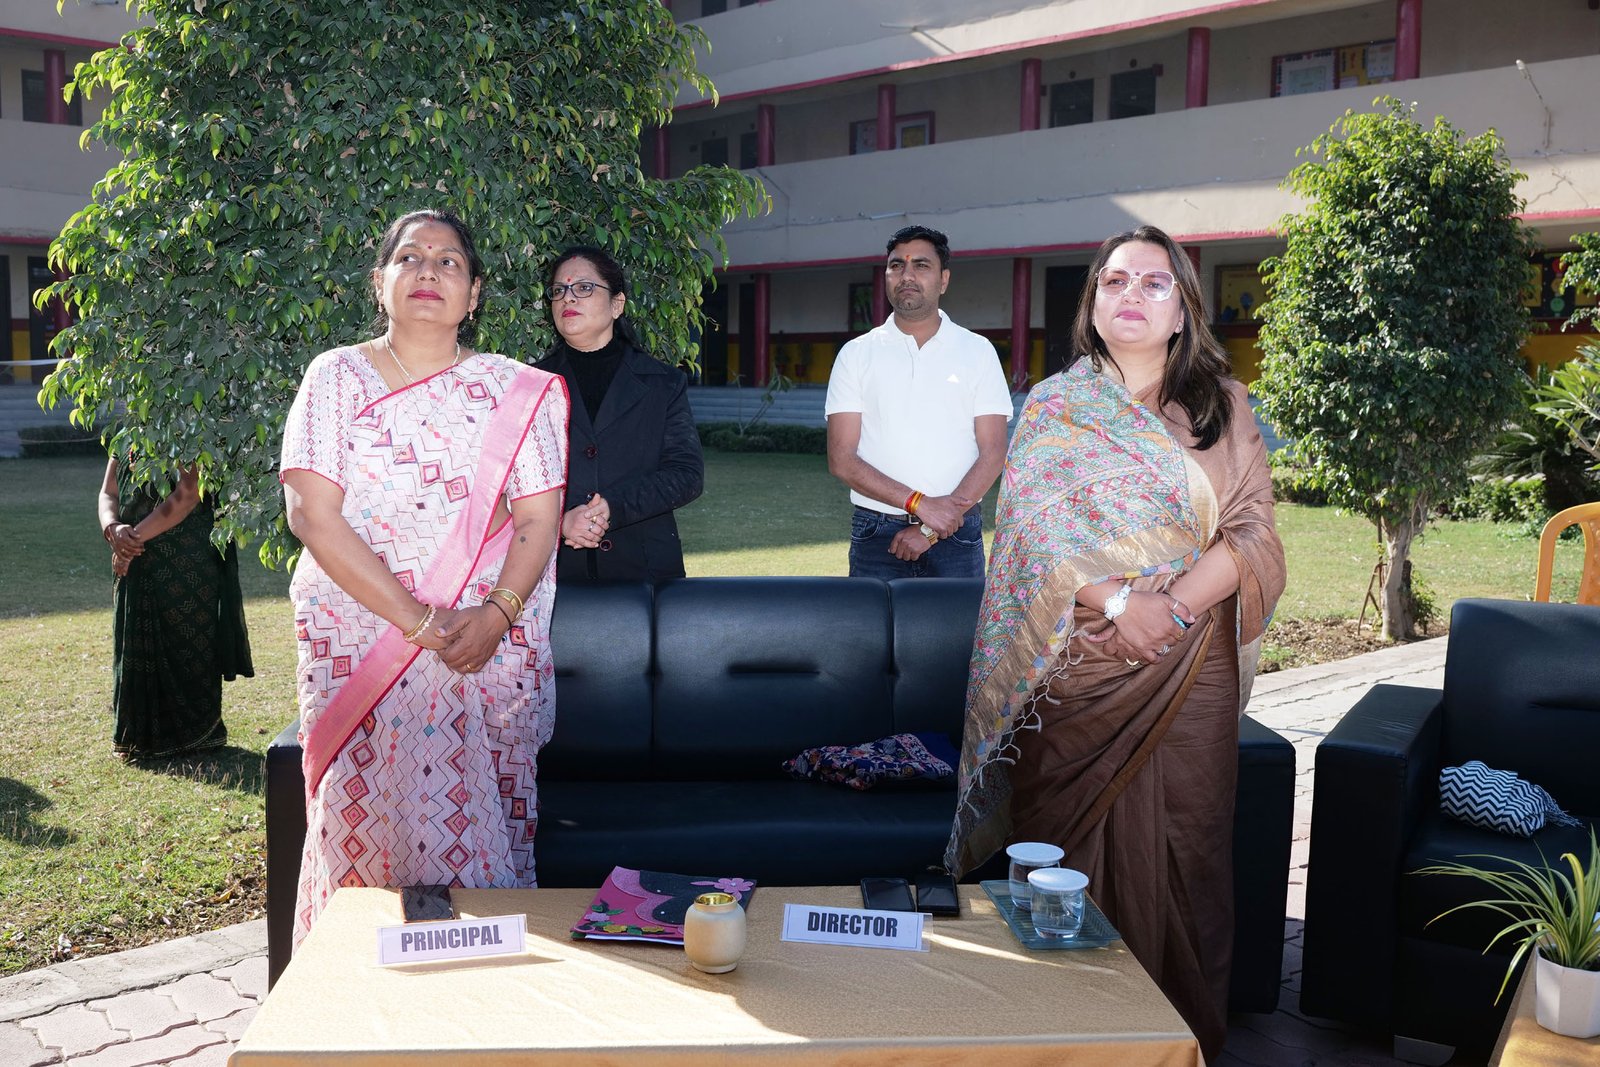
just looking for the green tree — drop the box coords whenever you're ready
[1538,236,1600,472]
[1256,98,1536,639]
[42,0,766,565]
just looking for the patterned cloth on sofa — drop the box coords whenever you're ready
[1439,760,1582,837]
[784,732,957,791]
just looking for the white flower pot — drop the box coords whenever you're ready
[1534,949,1600,1039]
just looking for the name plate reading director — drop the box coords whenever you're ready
[781,903,927,951]
[376,914,526,966]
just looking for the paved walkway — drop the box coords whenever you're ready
[0,638,1449,1066]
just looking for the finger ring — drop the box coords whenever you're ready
[1125,658,1143,668]
[1159,645,1171,656]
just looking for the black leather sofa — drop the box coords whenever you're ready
[1301,598,1600,1060]
[266,577,1296,1010]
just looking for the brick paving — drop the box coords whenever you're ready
[0,640,1455,1065]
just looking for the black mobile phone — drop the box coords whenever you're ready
[915,870,961,917]
[860,876,916,912]
[401,884,455,923]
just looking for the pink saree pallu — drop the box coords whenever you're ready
[281,350,568,947]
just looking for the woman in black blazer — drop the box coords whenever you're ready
[534,246,704,580]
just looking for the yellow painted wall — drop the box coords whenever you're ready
[7,329,36,382]
[1223,329,1591,389]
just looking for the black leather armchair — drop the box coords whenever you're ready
[1301,598,1600,1060]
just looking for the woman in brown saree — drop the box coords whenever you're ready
[946,226,1285,1060]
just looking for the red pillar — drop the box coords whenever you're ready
[754,273,771,385]
[651,127,670,178]
[756,104,775,166]
[44,50,68,125]
[1186,28,1211,108]
[1395,0,1421,81]
[1019,58,1041,131]
[1010,258,1032,386]
[872,272,888,325]
[876,84,896,151]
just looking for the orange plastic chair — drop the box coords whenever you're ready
[1534,501,1600,605]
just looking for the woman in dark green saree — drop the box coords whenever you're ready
[98,455,254,760]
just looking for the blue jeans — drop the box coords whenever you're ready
[847,505,985,579]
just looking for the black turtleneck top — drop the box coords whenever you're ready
[563,334,627,424]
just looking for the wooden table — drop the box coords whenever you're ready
[1490,966,1600,1066]
[231,885,1199,1066]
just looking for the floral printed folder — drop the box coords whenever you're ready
[569,866,757,944]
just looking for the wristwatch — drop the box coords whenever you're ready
[1102,582,1132,621]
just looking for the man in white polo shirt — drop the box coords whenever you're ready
[825,225,1013,578]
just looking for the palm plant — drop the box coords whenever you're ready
[1417,829,1600,1003]
[1473,364,1600,515]
[1533,344,1600,474]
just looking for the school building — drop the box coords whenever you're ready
[0,0,137,384]
[661,0,1600,389]
[3,2,1597,391]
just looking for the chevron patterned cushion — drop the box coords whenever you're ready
[1439,760,1579,837]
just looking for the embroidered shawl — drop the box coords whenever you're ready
[945,359,1216,872]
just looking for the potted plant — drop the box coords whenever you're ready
[1418,829,1600,1038]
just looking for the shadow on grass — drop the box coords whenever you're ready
[0,777,77,847]
[134,746,266,796]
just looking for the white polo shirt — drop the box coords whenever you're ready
[825,309,1014,513]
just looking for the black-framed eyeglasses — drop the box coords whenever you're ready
[547,281,612,301]
[1095,267,1177,301]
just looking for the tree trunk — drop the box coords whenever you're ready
[1377,514,1421,641]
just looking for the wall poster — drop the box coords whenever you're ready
[1272,39,1396,97]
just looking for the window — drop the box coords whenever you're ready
[1048,80,1094,128]
[1108,68,1156,120]
[700,0,727,14]
[700,137,728,167]
[739,130,759,169]
[22,70,83,125]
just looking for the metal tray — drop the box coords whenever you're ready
[979,880,1121,950]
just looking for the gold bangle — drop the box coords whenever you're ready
[487,587,524,617]
[402,604,436,643]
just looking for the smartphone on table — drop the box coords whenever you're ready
[401,884,455,922]
[915,870,961,917]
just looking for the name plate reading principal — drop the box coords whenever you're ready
[376,915,526,966]
[780,903,926,951]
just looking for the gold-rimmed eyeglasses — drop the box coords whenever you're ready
[548,281,612,301]
[1095,267,1177,301]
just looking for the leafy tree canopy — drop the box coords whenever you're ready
[1255,97,1536,636]
[43,0,766,565]
[1544,236,1600,471]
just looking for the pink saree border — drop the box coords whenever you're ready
[301,368,557,803]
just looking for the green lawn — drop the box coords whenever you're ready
[0,453,1583,976]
